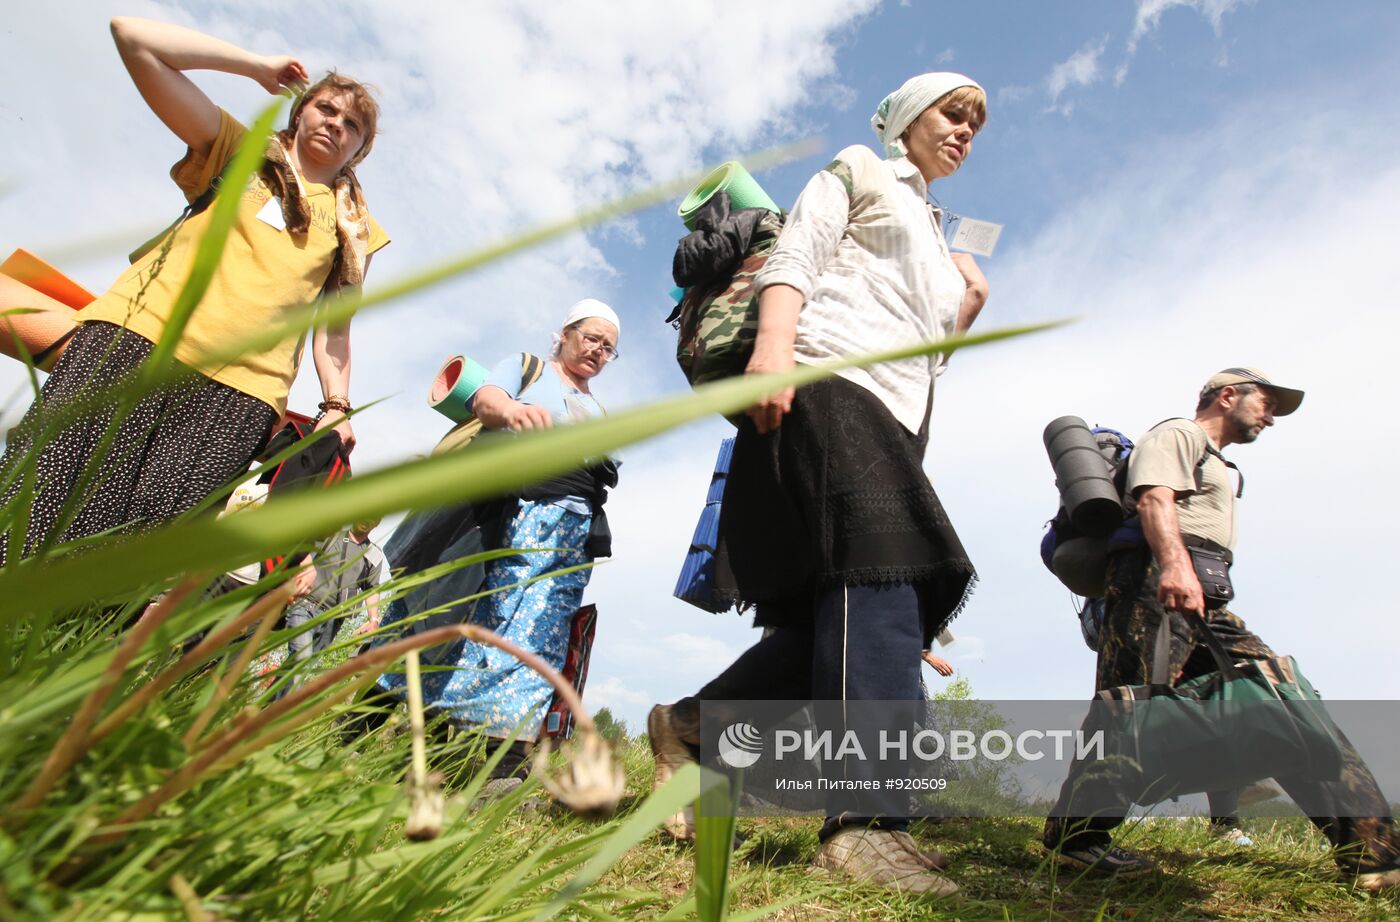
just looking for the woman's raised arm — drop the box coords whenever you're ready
[110,16,307,154]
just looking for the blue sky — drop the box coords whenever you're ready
[3,1,1399,735]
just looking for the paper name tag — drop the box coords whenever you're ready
[255,198,286,231]
[948,216,1003,257]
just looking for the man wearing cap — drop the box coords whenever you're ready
[1042,369,1400,891]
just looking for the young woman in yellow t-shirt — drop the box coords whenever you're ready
[0,17,389,564]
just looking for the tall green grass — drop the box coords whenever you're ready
[0,97,1051,918]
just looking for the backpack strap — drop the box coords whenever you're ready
[1202,445,1244,498]
[128,167,229,264]
[519,352,545,394]
[1142,417,1243,498]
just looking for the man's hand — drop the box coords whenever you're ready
[1157,561,1205,617]
[352,618,380,637]
[289,557,317,599]
[1136,485,1205,617]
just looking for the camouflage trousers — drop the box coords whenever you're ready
[1044,545,1400,874]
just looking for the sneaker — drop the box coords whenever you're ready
[1211,825,1254,847]
[648,704,698,841]
[1050,842,1157,878]
[1355,865,1400,893]
[812,828,959,897]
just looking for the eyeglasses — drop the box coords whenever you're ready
[577,332,619,361]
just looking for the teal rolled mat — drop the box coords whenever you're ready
[678,161,780,230]
[428,354,490,422]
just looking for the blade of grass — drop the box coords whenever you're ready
[695,766,742,922]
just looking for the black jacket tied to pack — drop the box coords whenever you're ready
[520,458,620,558]
[671,191,771,295]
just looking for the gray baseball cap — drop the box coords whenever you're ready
[1201,367,1304,416]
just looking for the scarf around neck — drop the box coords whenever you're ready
[262,140,371,290]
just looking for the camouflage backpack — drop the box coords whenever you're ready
[674,211,785,386]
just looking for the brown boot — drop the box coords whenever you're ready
[1355,865,1400,893]
[648,704,698,841]
[812,828,959,897]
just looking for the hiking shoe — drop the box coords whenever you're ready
[1211,825,1254,847]
[648,704,698,841]
[1355,865,1400,892]
[812,828,959,897]
[1237,780,1284,807]
[1051,842,1157,878]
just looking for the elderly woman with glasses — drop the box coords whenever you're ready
[371,299,620,760]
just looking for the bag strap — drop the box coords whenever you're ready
[1203,444,1244,498]
[1150,609,1245,685]
[128,167,229,264]
[1182,609,1245,682]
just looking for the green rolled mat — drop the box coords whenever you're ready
[678,161,780,230]
[427,354,490,422]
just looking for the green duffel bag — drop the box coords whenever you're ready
[1089,612,1344,805]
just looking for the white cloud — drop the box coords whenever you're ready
[1045,36,1108,114]
[585,675,650,714]
[1116,0,1252,83]
[0,0,876,428]
[936,47,956,65]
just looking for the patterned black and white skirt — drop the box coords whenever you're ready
[0,321,277,564]
[715,374,976,647]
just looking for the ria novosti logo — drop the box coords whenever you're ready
[717,722,763,768]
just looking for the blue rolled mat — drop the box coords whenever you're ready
[674,437,736,613]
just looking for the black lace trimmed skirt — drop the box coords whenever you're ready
[0,321,277,564]
[714,374,976,647]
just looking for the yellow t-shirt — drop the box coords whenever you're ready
[78,109,390,414]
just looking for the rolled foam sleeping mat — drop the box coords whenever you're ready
[427,354,490,423]
[669,286,686,304]
[677,161,780,230]
[0,248,94,369]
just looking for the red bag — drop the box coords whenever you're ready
[542,604,598,739]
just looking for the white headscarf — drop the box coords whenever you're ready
[563,298,621,335]
[552,298,621,358]
[871,72,983,159]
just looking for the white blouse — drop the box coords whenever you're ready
[755,144,968,433]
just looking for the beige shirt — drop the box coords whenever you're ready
[754,144,968,434]
[1126,418,1238,550]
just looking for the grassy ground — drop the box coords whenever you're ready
[503,738,1399,921]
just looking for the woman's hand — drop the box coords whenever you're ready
[921,651,955,677]
[951,252,989,333]
[501,401,554,432]
[314,411,355,454]
[254,54,308,95]
[471,384,552,432]
[744,337,796,435]
[744,284,804,434]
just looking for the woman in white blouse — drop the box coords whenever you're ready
[650,73,990,897]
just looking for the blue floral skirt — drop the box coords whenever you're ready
[378,499,592,738]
